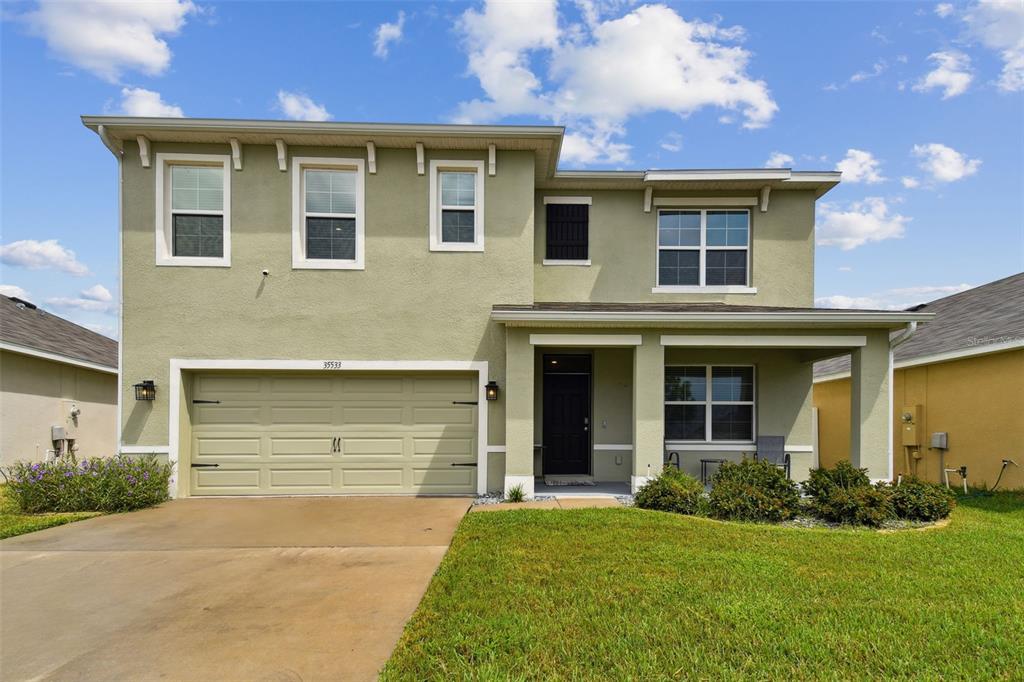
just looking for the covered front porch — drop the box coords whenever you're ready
[493,303,931,499]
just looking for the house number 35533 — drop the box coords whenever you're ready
[322,361,344,369]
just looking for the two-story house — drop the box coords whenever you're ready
[85,116,930,499]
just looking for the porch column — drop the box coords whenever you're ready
[505,327,535,498]
[632,332,664,492]
[850,329,892,480]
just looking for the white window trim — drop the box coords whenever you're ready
[543,259,592,266]
[429,159,485,252]
[655,208,751,290]
[665,364,756,444]
[155,152,231,267]
[291,156,366,270]
[543,196,592,205]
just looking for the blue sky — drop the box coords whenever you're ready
[1,0,1021,338]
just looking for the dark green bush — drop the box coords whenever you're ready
[635,466,705,515]
[889,477,956,521]
[708,459,801,522]
[811,484,895,527]
[803,461,894,527]
[3,456,170,513]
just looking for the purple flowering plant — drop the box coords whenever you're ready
[2,455,170,513]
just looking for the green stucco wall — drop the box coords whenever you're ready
[534,190,816,306]
[119,140,536,448]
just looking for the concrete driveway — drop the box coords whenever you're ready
[0,496,471,681]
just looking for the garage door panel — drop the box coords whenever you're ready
[195,436,261,458]
[413,406,475,425]
[342,406,404,425]
[268,468,333,489]
[190,371,477,496]
[269,436,335,457]
[192,468,262,491]
[195,406,262,425]
[341,467,405,488]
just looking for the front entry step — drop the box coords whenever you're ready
[543,474,595,486]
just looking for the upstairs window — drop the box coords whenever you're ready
[429,160,484,252]
[657,209,750,289]
[156,153,231,267]
[665,365,755,442]
[544,200,590,264]
[292,157,365,270]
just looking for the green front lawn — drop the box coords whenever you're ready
[0,484,102,539]
[383,492,1024,680]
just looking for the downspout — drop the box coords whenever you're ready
[887,322,918,481]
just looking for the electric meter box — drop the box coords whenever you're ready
[900,404,924,446]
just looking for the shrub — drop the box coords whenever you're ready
[3,456,170,513]
[506,484,525,503]
[803,460,871,500]
[890,477,956,521]
[708,459,801,522]
[635,467,705,515]
[811,484,895,527]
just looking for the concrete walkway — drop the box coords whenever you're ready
[0,496,470,682]
[471,497,624,512]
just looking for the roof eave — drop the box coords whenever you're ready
[491,310,933,329]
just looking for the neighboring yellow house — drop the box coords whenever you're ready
[0,295,118,465]
[814,273,1024,490]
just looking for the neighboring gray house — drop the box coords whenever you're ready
[0,295,118,465]
[84,116,929,499]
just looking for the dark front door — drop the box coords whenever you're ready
[543,355,591,475]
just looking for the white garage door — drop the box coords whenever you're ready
[188,372,478,496]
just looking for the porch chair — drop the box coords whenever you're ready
[753,436,791,479]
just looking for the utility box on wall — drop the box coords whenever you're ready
[900,404,924,446]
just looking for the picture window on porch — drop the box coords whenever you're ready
[665,365,755,442]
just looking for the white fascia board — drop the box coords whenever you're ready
[661,335,867,348]
[652,197,757,207]
[0,342,117,374]
[493,310,934,325]
[593,444,633,451]
[542,196,592,205]
[813,339,1024,383]
[645,169,791,182]
[529,334,643,346]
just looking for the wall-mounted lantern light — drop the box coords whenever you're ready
[134,380,156,401]
[485,380,500,401]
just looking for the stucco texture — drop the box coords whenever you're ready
[533,190,815,306]
[815,349,1024,489]
[119,141,536,449]
[0,351,118,464]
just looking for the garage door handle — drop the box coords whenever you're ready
[450,462,478,467]
[192,399,221,404]
[452,401,478,405]
[191,463,220,468]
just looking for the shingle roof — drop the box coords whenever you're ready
[814,273,1024,378]
[0,295,117,370]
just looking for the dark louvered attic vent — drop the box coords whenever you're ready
[545,203,589,261]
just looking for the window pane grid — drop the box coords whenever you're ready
[665,365,754,442]
[656,209,749,287]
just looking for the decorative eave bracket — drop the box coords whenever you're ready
[275,139,287,172]
[229,138,243,170]
[366,142,377,174]
[760,185,771,213]
[136,135,150,168]
[416,142,425,175]
[488,144,496,176]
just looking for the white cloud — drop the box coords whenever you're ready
[838,266,853,272]
[935,3,955,18]
[963,0,1024,92]
[24,0,196,82]
[82,322,118,339]
[849,60,887,83]
[374,11,406,59]
[560,129,631,165]
[901,176,921,188]
[454,1,777,165]
[816,197,910,250]
[81,284,113,302]
[913,50,973,98]
[765,151,794,168]
[835,149,885,184]
[276,90,331,121]
[120,87,183,117]
[659,131,683,152]
[912,143,982,182]
[0,239,89,276]
[816,283,974,310]
[47,284,118,314]
[0,284,31,299]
